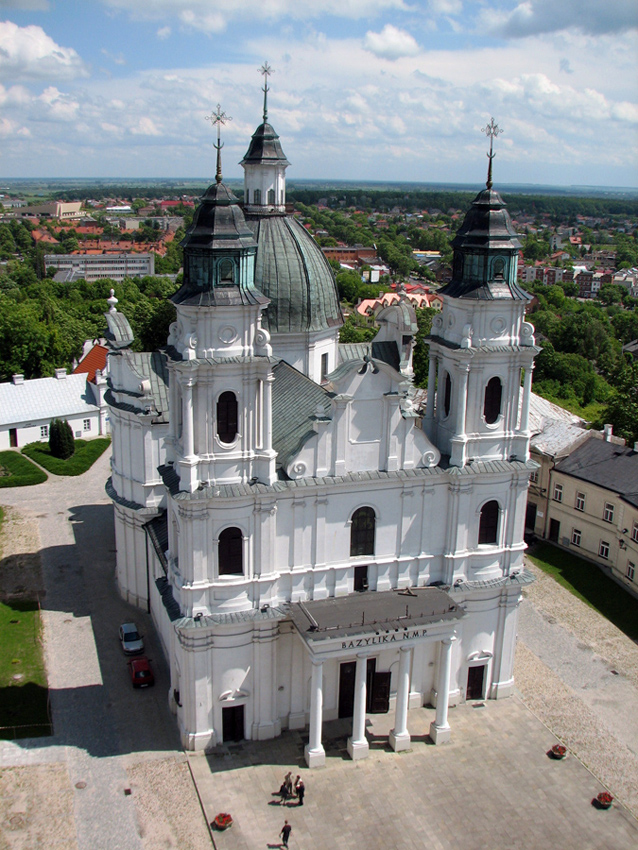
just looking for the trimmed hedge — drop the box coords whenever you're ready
[0,451,47,488]
[21,438,110,477]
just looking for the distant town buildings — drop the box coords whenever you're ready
[44,252,155,282]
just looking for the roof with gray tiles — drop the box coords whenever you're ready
[554,437,638,508]
[0,373,98,427]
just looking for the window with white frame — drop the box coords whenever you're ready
[599,540,610,559]
[627,562,635,582]
[603,502,614,523]
[530,470,539,484]
[575,492,585,512]
[632,523,638,544]
[571,528,581,546]
[40,425,48,439]
[83,419,91,432]
[552,483,563,503]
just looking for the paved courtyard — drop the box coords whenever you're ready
[190,698,638,850]
[1,448,638,849]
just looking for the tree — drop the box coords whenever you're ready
[412,307,436,388]
[595,358,638,445]
[49,418,75,459]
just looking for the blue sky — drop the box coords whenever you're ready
[0,0,636,187]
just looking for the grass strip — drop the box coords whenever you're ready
[0,599,51,739]
[22,437,110,477]
[0,451,47,488]
[527,541,638,641]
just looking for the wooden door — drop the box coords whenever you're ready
[549,518,560,543]
[338,661,356,718]
[466,665,485,700]
[525,501,537,531]
[368,672,391,714]
[9,429,17,448]
[222,704,245,742]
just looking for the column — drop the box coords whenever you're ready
[182,377,195,459]
[304,659,326,768]
[425,354,437,420]
[520,363,534,434]
[450,367,469,467]
[389,646,412,752]
[347,655,369,761]
[429,635,456,744]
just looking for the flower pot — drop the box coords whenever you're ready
[595,793,613,809]
[551,744,566,760]
[213,814,233,830]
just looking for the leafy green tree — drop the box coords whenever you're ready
[412,307,436,388]
[338,314,376,344]
[595,358,638,444]
[49,418,75,459]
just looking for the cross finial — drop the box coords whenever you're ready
[481,117,503,189]
[205,103,232,183]
[259,61,273,122]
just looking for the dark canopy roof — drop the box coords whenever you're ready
[241,121,290,166]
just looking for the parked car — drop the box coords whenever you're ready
[119,622,144,655]
[128,657,154,688]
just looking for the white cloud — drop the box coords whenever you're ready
[130,116,162,135]
[0,21,88,81]
[37,86,80,121]
[101,0,409,32]
[364,24,420,59]
[0,0,49,8]
[101,48,126,65]
[157,26,171,39]
[482,0,638,38]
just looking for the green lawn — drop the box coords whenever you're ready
[22,437,110,476]
[527,541,638,641]
[0,600,51,739]
[0,451,48,488]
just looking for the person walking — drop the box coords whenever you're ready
[295,778,305,806]
[280,820,292,848]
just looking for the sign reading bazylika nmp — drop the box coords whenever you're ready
[288,587,464,656]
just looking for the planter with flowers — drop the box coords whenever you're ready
[550,744,567,760]
[212,813,233,830]
[595,792,613,810]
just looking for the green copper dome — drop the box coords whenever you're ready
[245,213,343,334]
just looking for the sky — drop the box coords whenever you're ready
[0,0,636,187]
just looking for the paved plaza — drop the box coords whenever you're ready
[190,698,638,850]
[1,448,638,849]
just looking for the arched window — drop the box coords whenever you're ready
[267,188,275,204]
[350,507,375,557]
[217,391,238,443]
[219,527,243,575]
[219,258,234,284]
[253,189,261,205]
[478,500,499,545]
[483,377,502,424]
[443,371,452,418]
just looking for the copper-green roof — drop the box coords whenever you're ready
[246,215,343,334]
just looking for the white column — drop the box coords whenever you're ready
[520,363,534,434]
[429,635,456,744]
[389,646,412,752]
[182,377,195,459]
[450,367,469,467]
[425,354,437,420]
[304,659,326,768]
[347,654,369,761]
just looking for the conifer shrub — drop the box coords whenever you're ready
[48,419,75,459]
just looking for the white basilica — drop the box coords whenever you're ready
[105,93,538,765]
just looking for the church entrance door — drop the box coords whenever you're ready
[222,705,245,742]
[368,671,391,713]
[338,658,377,718]
[466,665,485,700]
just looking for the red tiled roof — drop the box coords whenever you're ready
[72,344,108,383]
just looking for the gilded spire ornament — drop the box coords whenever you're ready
[259,61,273,122]
[205,103,232,183]
[481,117,503,189]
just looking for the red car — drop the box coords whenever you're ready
[128,657,154,688]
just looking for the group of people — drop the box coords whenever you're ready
[278,771,305,806]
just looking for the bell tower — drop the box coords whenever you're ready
[165,105,276,493]
[423,119,539,467]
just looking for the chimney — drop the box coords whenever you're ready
[54,368,67,380]
[603,424,613,442]
[12,374,24,385]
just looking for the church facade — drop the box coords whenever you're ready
[105,98,538,765]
